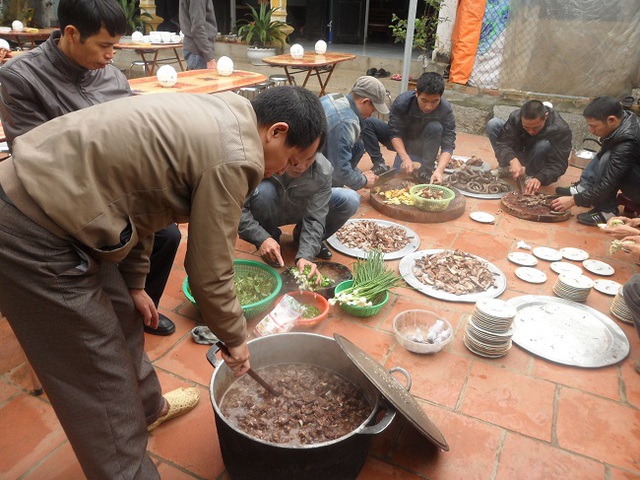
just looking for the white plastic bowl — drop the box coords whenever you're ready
[393,310,453,354]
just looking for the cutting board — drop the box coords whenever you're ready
[500,192,571,222]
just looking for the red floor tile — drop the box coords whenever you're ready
[556,387,640,473]
[0,394,67,479]
[460,362,556,441]
[496,433,605,480]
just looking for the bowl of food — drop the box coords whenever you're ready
[281,261,352,299]
[333,279,389,317]
[285,290,330,328]
[410,184,455,212]
[183,259,282,319]
[393,310,453,354]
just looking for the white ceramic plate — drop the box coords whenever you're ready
[532,246,563,262]
[550,261,583,276]
[507,252,538,267]
[583,259,615,276]
[470,212,495,224]
[515,267,547,284]
[560,247,590,262]
[593,279,622,296]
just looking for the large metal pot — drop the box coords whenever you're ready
[208,333,398,480]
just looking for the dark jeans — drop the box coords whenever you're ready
[577,151,619,212]
[248,184,360,242]
[623,274,640,341]
[146,224,181,307]
[362,117,443,173]
[486,117,553,181]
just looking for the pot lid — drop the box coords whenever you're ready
[334,334,449,451]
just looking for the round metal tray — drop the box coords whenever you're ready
[508,295,629,368]
[454,184,513,199]
[399,249,507,303]
[327,219,420,260]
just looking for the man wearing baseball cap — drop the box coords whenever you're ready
[320,76,391,190]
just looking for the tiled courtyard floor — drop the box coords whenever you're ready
[1,132,639,480]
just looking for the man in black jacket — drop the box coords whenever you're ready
[361,72,456,184]
[552,97,640,226]
[487,100,572,194]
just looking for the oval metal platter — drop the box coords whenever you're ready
[326,219,420,260]
[508,295,629,368]
[398,249,507,303]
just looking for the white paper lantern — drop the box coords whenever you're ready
[314,40,327,55]
[11,20,24,32]
[289,43,304,59]
[217,56,234,76]
[157,65,178,88]
[131,31,144,43]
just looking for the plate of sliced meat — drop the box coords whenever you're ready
[327,219,420,260]
[399,249,507,302]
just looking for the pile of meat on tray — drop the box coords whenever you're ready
[335,220,411,253]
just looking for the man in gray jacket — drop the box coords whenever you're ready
[0,87,326,479]
[0,0,179,336]
[179,0,217,69]
[239,153,360,267]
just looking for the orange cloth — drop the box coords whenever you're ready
[449,0,486,85]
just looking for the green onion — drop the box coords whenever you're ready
[330,250,404,307]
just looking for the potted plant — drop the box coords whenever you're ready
[389,0,443,74]
[118,0,153,36]
[236,3,287,65]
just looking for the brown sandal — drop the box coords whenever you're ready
[147,387,200,432]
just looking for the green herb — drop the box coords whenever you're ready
[291,265,334,292]
[235,273,276,306]
[330,250,403,307]
[301,305,322,319]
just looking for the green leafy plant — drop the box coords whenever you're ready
[1,0,35,26]
[389,0,445,69]
[118,0,152,34]
[236,3,287,49]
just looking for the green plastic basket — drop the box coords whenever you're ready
[182,259,282,319]
[410,184,455,212]
[333,280,389,318]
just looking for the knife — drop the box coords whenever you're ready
[516,175,526,194]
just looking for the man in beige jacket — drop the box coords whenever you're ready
[0,86,326,479]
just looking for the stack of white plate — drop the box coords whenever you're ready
[464,299,516,358]
[552,273,594,302]
[610,287,633,324]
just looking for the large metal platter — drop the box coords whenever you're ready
[399,249,507,303]
[452,184,513,200]
[508,295,629,368]
[327,219,420,260]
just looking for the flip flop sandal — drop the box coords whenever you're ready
[390,74,402,81]
[148,387,200,432]
[191,326,219,345]
[366,67,378,76]
[375,68,391,78]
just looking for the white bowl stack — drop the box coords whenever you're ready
[464,299,516,358]
[553,273,593,302]
[610,287,633,324]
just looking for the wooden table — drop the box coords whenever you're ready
[115,42,185,76]
[262,52,357,96]
[0,28,57,50]
[128,69,267,95]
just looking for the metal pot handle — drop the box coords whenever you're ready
[582,137,602,147]
[206,344,223,369]
[389,366,412,392]
[358,405,397,436]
